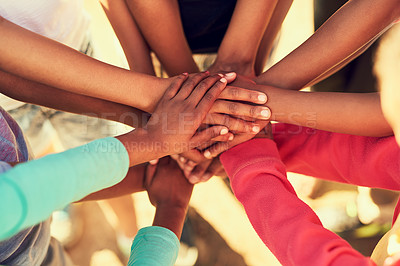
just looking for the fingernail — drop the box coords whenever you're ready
[220,128,229,135]
[179,157,186,163]
[204,150,212,159]
[228,134,234,141]
[182,72,188,75]
[252,125,260,133]
[149,159,158,165]
[220,77,227,83]
[225,72,235,78]
[258,94,267,103]
[189,175,199,184]
[261,109,270,118]
[218,73,224,77]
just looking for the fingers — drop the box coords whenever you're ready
[195,77,228,114]
[223,72,237,83]
[190,125,229,148]
[204,113,261,133]
[201,158,225,182]
[187,74,226,104]
[188,159,213,184]
[178,149,207,164]
[203,141,232,159]
[174,71,210,100]
[218,86,267,105]
[210,132,234,142]
[210,100,271,121]
[163,73,188,99]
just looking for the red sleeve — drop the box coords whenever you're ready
[273,123,400,190]
[220,138,375,266]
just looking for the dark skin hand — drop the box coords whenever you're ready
[145,157,193,238]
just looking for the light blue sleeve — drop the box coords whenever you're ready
[128,226,180,266]
[0,137,129,241]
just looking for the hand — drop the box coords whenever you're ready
[145,157,193,238]
[172,152,226,184]
[203,72,270,134]
[208,60,256,79]
[145,72,230,155]
[145,157,193,209]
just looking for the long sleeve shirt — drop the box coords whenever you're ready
[220,123,400,265]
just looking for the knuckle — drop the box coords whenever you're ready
[222,115,231,126]
[228,102,239,114]
[249,106,257,117]
[204,92,215,102]
[230,87,240,98]
[197,82,209,91]
[186,80,196,88]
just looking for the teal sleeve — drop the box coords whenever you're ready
[0,137,129,240]
[128,226,180,266]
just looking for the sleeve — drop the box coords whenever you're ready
[220,138,375,266]
[273,123,400,190]
[0,137,129,241]
[128,226,179,266]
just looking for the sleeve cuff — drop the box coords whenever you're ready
[128,226,179,266]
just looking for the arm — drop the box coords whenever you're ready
[0,70,148,128]
[208,0,281,77]
[273,123,400,190]
[0,15,169,112]
[0,73,222,239]
[128,157,193,265]
[201,77,392,159]
[220,138,374,266]
[255,0,400,90]
[80,164,146,201]
[0,137,130,240]
[233,77,392,137]
[125,0,199,76]
[100,0,155,74]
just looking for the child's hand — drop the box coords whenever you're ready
[145,157,193,209]
[145,72,230,156]
[145,157,193,238]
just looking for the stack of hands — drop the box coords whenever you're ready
[131,71,272,187]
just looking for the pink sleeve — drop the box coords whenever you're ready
[220,139,375,266]
[273,123,400,190]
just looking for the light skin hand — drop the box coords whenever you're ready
[145,157,193,238]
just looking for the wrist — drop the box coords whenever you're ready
[142,77,173,113]
[116,128,165,166]
[153,204,187,238]
[211,57,255,77]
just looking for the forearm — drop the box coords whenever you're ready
[255,0,292,74]
[273,123,400,190]
[126,0,198,76]
[0,137,129,240]
[255,0,400,90]
[221,139,373,266]
[234,78,392,136]
[153,204,187,238]
[100,0,155,75]
[212,0,278,76]
[0,16,169,112]
[80,164,146,201]
[0,70,148,128]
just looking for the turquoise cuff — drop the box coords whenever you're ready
[128,226,180,266]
